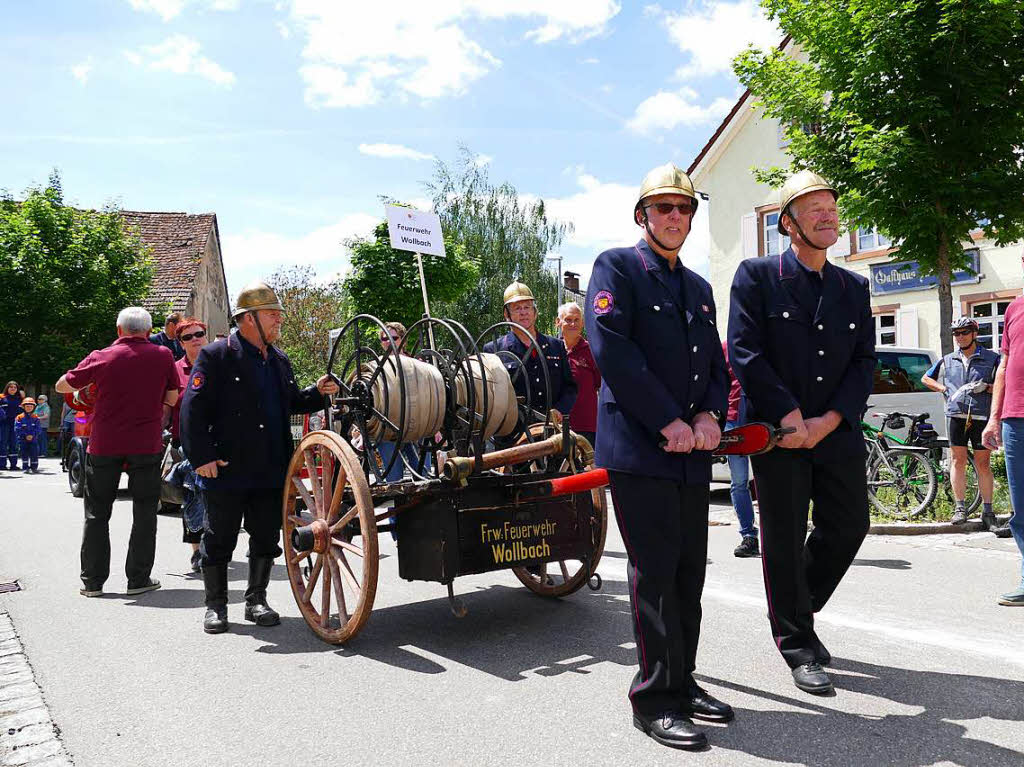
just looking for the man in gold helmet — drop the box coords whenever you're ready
[585,163,730,750]
[181,280,339,634]
[482,280,577,425]
[728,170,874,694]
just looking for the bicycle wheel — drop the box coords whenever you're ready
[965,455,982,514]
[867,449,938,520]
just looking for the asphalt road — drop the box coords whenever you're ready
[1,456,1023,767]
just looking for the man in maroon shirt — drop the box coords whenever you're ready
[56,307,180,598]
[982,273,1024,606]
[556,302,600,447]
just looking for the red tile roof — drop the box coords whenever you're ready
[119,211,218,316]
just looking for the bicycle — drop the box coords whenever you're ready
[862,415,937,519]
[862,411,981,519]
[877,411,982,514]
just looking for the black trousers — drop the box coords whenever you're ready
[608,471,710,717]
[81,453,162,589]
[750,449,870,668]
[199,488,283,567]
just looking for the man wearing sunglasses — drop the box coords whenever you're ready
[729,170,875,696]
[585,163,730,750]
[922,317,1001,528]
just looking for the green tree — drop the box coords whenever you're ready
[427,147,571,338]
[734,0,1024,354]
[344,219,479,338]
[266,264,350,385]
[0,172,155,387]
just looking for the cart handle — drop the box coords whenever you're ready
[517,468,609,499]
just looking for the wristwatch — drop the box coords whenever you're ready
[698,409,723,423]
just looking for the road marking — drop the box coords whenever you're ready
[596,559,1023,667]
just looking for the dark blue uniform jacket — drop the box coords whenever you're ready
[482,331,577,416]
[728,248,875,463]
[180,333,324,489]
[585,240,729,483]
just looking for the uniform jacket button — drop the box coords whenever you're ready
[259,423,265,429]
[692,345,698,352]
[816,376,823,382]
[693,374,699,381]
[817,324,824,330]
[818,350,825,356]
[849,323,856,329]
[235,376,240,381]
[782,311,790,318]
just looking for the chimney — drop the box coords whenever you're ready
[563,270,580,293]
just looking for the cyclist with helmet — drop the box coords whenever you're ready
[586,163,730,751]
[728,170,875,696]
[181,281,339,635]
[922,317,1001,527]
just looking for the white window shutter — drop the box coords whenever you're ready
[741,212,758,259]
[827,228,851,259]
[897,306,919,347]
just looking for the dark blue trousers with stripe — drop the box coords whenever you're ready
[608,471,709,717]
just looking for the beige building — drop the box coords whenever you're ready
[121,211,231,337]
[687,53,1022,356]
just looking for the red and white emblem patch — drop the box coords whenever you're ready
[191,373,205,390]
[593,290,614,316]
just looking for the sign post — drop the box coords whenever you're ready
[385,205,447,351]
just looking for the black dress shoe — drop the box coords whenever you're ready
[681,687,735,722]
[792,662,833,694]
[632,711,707,750]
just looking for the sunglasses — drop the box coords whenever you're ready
[952,329,975,337]
[380,335,400,343]
[645,202,695,216]
[180,330,206,341]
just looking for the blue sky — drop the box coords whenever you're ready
[1,0,780,297]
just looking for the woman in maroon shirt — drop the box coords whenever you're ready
[557,303,600,448]
[171,317,209,572]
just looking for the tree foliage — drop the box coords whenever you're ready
[266,264,349,386]
[427,147,572,337]
[344,218,478,338]
[0,172,155,386]
[734,0,1024,353]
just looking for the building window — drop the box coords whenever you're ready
[762,211,790,257]
[971,300,1012,350]
[857,226,891,252]
[874,312,897,347]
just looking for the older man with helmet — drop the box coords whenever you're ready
[180,281,339,634]
[585,163,730,751]
[482,281,577,427]
[728,170,875,695]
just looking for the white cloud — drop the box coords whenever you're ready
[661,0,781,79]
[626,87,734,136]
[474,153,493,167]
[276,21,291,38]
[71,58,94,84]
[539,172,638,254]
[581,57,600,65]
[126,0,239,20]
[221,213,380,293]
[287,1,621,108]
[125,35,236,87]
[358,143,435,161]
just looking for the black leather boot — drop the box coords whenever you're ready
[244,556,280,626]
[202,566,229,634]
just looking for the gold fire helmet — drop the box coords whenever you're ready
[634,163,698,224]
[232,281,285,319]
[503,281,536,306]
[778,170,838,234]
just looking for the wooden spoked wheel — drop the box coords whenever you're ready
[506,425,608,597]
[282,430,378,643]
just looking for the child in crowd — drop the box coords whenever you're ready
[15,397,44,473]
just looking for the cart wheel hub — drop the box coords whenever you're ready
[291,518,331,554]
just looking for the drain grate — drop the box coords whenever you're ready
[0,581,22,593]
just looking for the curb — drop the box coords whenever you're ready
[869,514,1012,536]
[0,610,73,767]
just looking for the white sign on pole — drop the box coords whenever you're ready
[385,205,446,257]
